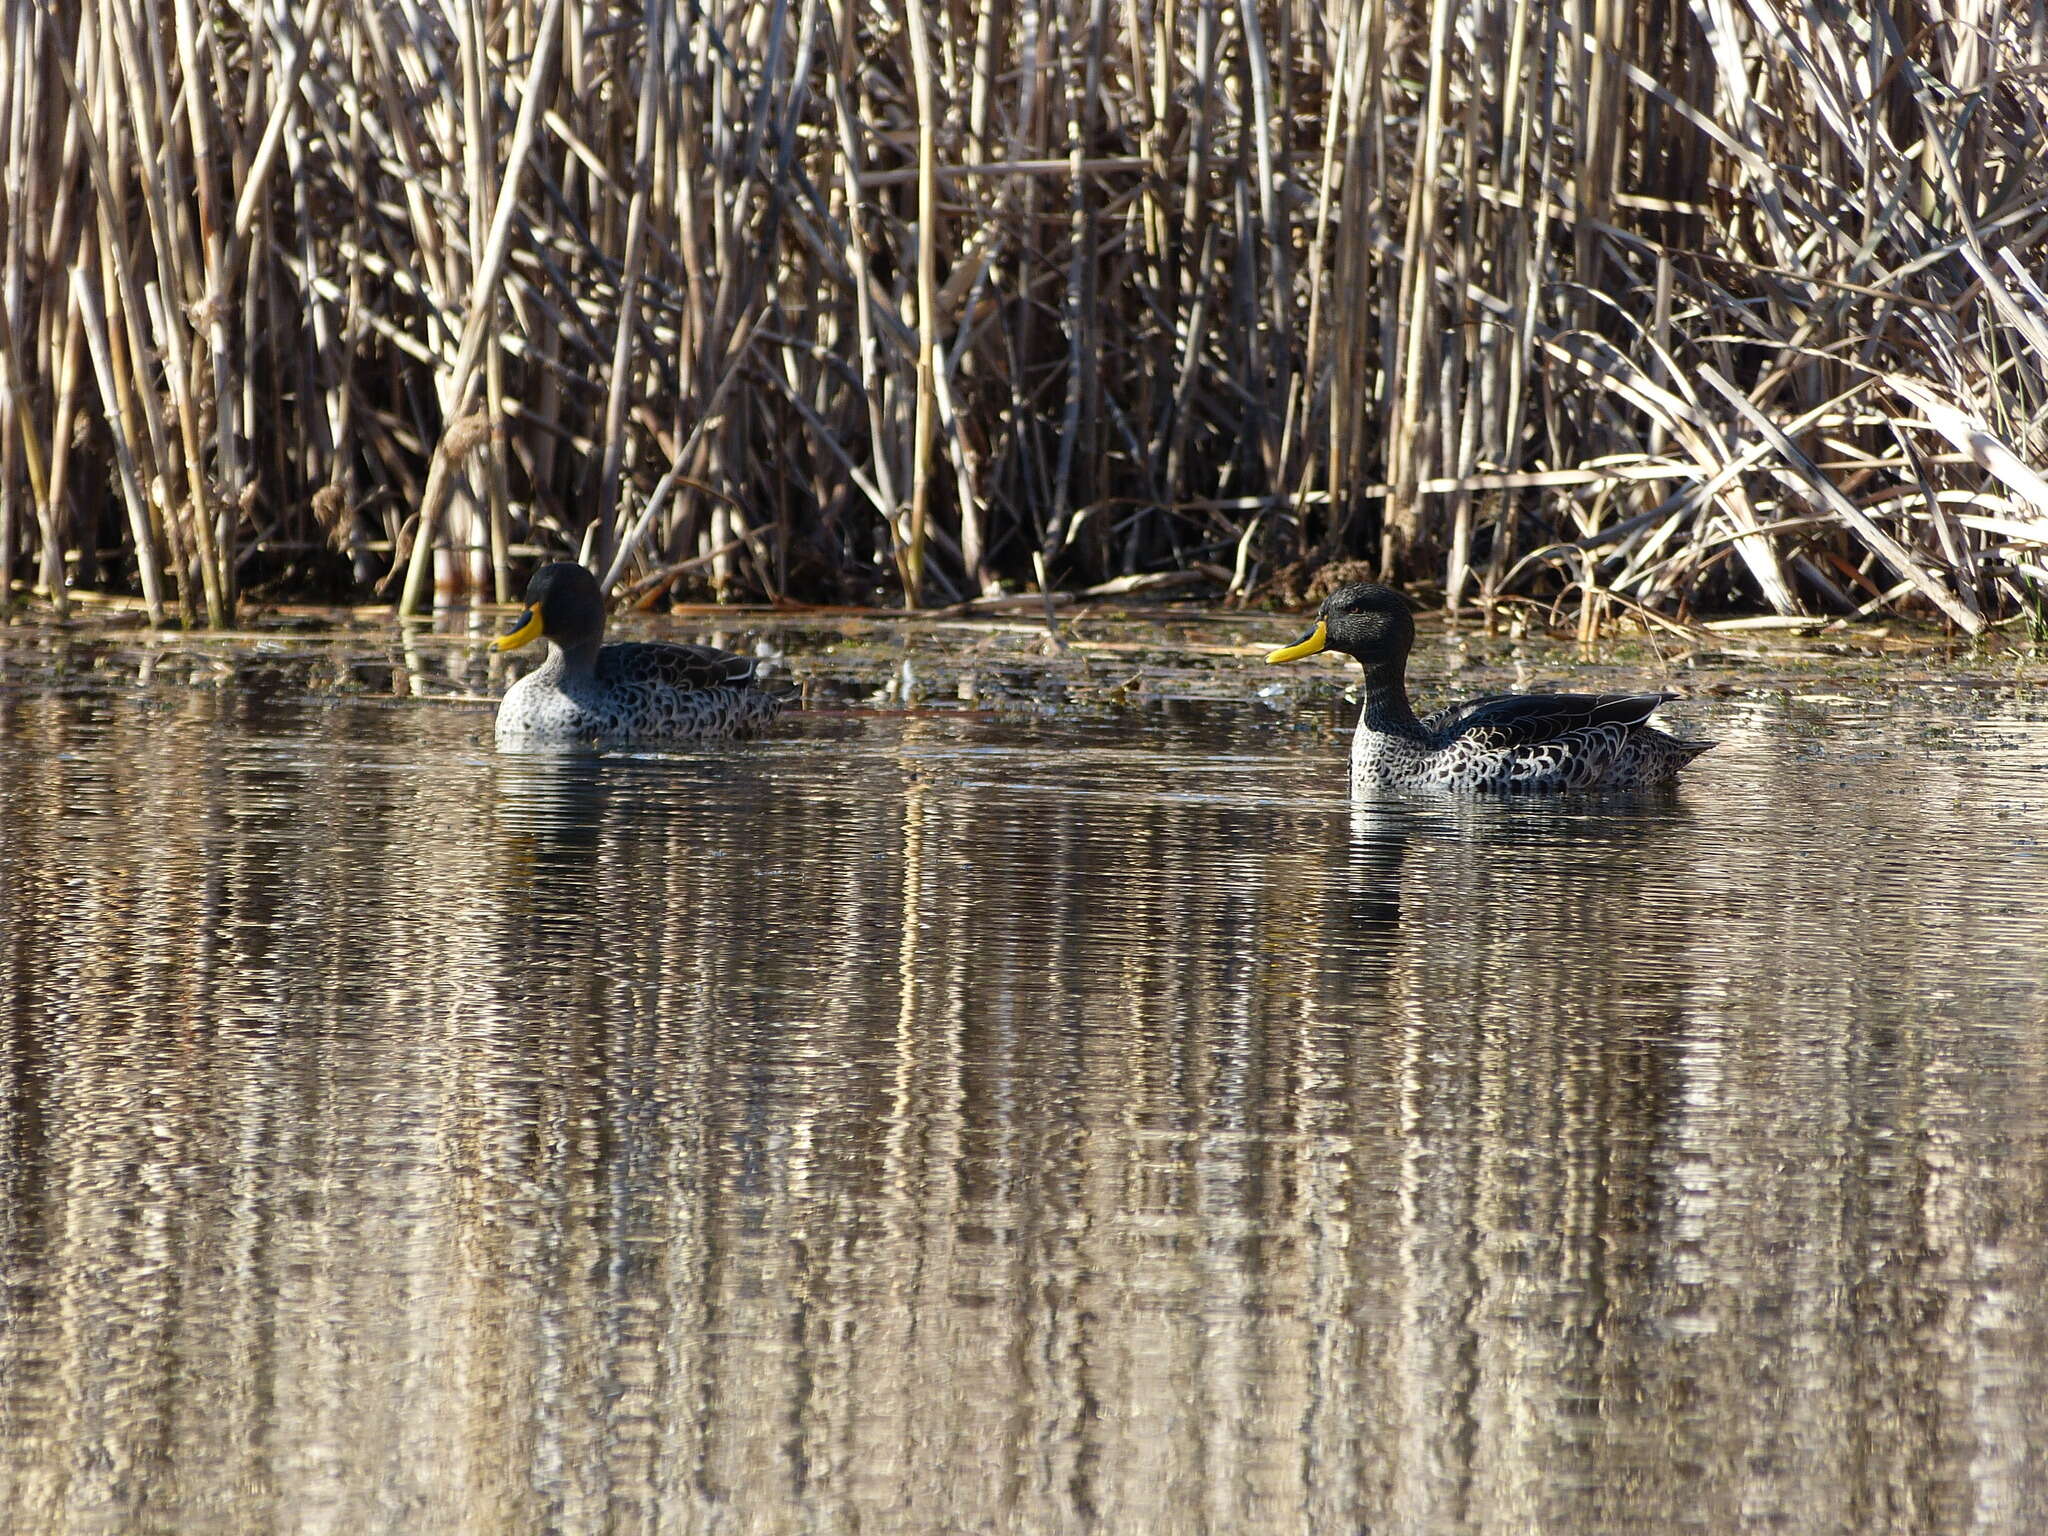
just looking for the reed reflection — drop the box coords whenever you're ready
[0,674,2044,1534]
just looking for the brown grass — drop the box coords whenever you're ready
[2,0,2044,629]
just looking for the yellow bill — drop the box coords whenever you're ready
[1265,619,1328,664]
[493,608,544,652]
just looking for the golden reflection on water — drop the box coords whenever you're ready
[1,669,2047,1534]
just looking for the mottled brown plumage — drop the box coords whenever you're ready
[492,563,781,747]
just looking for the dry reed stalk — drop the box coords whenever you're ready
[903,0,940,606]
[398,0,567,618]
[590,0,662,581]
[71,267,164,622]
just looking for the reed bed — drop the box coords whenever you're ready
[0,0,2043,629]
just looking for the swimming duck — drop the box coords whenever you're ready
[1265,582,1712,792]
[491,561,781,746]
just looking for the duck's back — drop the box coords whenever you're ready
[590,641,781,739]
[1421,690,1673,742]
[597,640,760,695]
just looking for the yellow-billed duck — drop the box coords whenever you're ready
[1266,582,1712,792]
[491,562,781,747]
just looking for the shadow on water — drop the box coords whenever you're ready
[1,643,2046,1534]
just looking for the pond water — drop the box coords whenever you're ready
[1,609,2045,1535]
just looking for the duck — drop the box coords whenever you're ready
[1265,581,1712,792]
[490,561,781,747]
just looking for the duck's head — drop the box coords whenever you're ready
[493,561,606,654]
[1265,581,1415,668]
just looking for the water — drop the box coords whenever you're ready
[2,615,2046,1534]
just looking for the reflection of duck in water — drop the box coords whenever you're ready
[494,749,609,842]
[1338,800,1414,936]
[490,752,613,921]
[1267,583,1713,793]
[491,562,781,748]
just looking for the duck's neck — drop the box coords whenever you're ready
[1358,656,1424,736]
[530,638,598,681]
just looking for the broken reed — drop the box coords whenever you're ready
[1,0,2044,631]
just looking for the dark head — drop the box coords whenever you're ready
[492,561,606,655]
[1265,582,1416,670]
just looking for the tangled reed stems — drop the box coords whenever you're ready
[1,0,2044,630]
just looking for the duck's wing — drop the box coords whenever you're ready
[597,641,760,693]
[1422,691,1674,746]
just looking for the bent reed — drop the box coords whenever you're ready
[1,0,2043,631]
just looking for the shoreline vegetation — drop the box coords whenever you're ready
[0,2,2044,634]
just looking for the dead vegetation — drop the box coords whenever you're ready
[1,0,2044,630]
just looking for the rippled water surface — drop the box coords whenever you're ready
[2,612,2046,1535]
